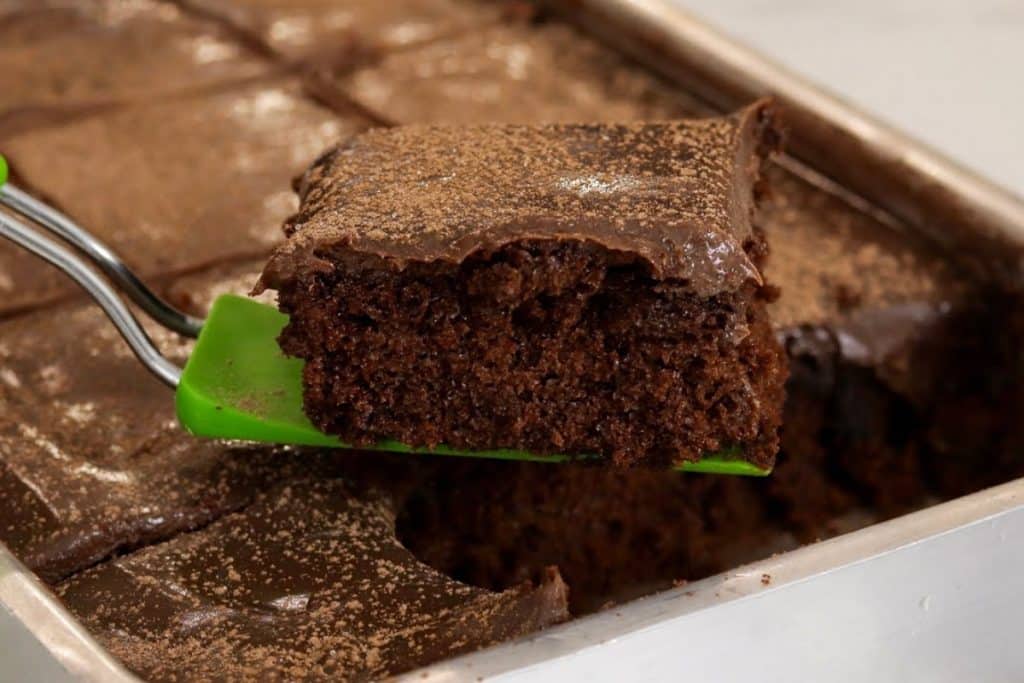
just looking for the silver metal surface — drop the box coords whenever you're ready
[1,0,1023,680]
[0,545,137,683]
[0,184,203,338]
[0,208,182,388]
[403,478,1024,682]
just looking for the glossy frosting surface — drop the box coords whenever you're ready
[58,478,568,681]
[337,23,707,124]
[180,0,501,62]
[0,0,269,119]
[0,79,358,314]
[265,103,773,297]
[0,265,287,582]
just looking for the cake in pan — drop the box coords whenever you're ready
[0,78,358,315]
[0,0,270,135]
[0,0,1023,681]
[260,103,787,469]
[58,478,568,681]
[324,22,708,125]
[177,0,504,64]
[0,263,320,583]
[397,163,1024,615]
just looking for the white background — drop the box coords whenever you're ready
[672,0,1024,195]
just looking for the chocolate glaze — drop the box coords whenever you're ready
[178,0,502,65]
[0,78,360,315]
[58,478,569,682]
[330,22,708,125]
[262,101,777,299]
[0,262,308,583]
[762,165,967,331]
[0,0,271,133]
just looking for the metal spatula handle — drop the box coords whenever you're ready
[0,183,203,337]
[0,155,185,387]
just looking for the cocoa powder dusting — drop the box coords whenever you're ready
[262,102,777,298]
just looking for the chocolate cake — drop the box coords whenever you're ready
[177,0,502,65]
[398,460,786,615]
[327,23,707,125]
[763,165,1024,503]
[260,103,787,468]
[0,0,270,136]
[0,78,359,315]
[0,262,312,583]
[1,0,1022,678]
[396,159,1024,615]
[760,166,964,510]
[57,478,568,681]
[761,167,965,331]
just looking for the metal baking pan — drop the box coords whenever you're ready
[406,478,1024,682]
[3,0,1023,680]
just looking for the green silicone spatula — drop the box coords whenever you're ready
[0,156,769,476]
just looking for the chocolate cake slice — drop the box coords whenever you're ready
[58,478,569,682]
[261,102,787,468]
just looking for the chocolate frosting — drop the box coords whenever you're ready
[0,262,309,583]
[762,165,967,330]
[834,302,949,369]
[180,0,502,64]
[263,101,776,298]
[334,22,710,125]
[58,478,569,682]
[0,0,270,127]
[760,165,975,399]
[0,78,360,315]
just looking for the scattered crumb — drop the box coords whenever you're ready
[834,283,862,310]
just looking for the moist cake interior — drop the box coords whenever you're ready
[277,238,783,468]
